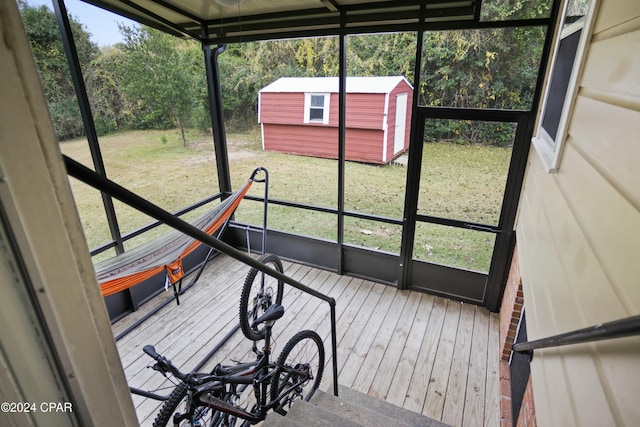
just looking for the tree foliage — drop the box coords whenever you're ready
[115,26,207,145]
[420,27,545,146]
[21,1,548,146]
[19,1,98,140]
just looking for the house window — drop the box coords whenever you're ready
[304,93,330,124]
[532,0,598,172]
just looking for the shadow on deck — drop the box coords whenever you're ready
[113,254,500,426]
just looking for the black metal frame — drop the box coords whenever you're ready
[53,0,563,315]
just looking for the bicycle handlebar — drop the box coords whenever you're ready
[142,344,161,360]
[143,345,194,383]
[143,345,257,386]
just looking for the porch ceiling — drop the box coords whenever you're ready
[80,0,477,43]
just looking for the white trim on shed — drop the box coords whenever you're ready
[260,76,413,94]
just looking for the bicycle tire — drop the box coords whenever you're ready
[239,253,284,341]
[153,377,228,427]
[270,330,325,415]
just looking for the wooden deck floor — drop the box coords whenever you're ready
[113,254,500,426]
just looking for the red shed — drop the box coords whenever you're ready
[258,76,413,164]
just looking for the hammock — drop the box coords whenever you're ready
[94,177,255,298]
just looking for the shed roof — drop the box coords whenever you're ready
[259,76,412,94]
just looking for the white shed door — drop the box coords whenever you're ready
[394,93,408,154]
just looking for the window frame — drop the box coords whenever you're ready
[532,0,599,172]
[304,92,330,125]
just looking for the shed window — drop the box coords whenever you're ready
[532,0,597,172]
[304,93,330,124]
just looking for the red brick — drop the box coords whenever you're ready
[517,376,537,427]
[501,396,512,419]
[501,378,511,397]
[500,361,511,379]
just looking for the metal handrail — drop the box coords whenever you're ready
[64,155,340,397]
[512,314,640,357]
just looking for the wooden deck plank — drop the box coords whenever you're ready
[463,304,489,427]
[322,279,374,369]
[350,289,410,394]
[112,255,500,426]
[116,256,248,360]
[386,293,436,408]
[366,290,422,400]
[120,262,249,371]
[484,313,501,427]
[111,254,238,335]
[401,295,446,413]
[422,299,462,419]
[442,303,476,426]
[339,285,398,388]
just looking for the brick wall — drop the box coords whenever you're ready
[517,377,537,427]
[499,245,536,427]
[499,246,523,362]
[500,361,513,427]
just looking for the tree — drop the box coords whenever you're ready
[19,1,99,140]
[116,25,207,145]
[347,33,416,80]
[420,26,546,145]
[85,47,127,134]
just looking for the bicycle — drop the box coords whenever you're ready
[144,255,325,426]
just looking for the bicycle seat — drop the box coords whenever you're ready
[251,304,285,328]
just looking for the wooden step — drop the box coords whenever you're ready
[307,390,412,426]
[263,386,449,427]
[333,385,449,427]
[262,412,304,427]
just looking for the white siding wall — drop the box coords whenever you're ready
[516,0,640,425]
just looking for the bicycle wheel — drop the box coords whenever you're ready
[153,378,232,427]
[270,330,325,415]
[239,253,284,341]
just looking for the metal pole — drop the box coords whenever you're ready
[331,304,339,397]
[52,0,125,256]
[398,4,426,290]
[336,12,347,274]
[203,43,232,195]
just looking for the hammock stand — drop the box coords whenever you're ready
[91,167,269,338]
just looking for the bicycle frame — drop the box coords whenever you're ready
[169,321,313,425]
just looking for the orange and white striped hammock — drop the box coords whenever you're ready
[93,179,253,297]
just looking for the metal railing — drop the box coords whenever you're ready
[64,155,340,397]
[512,314,640,358]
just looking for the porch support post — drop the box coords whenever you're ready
[484,0,564,311]
[52,0,124,256]
[203,43,232,195]
[398,4,426,290]
[336,12,347,274]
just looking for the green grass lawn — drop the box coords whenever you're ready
[60,128,511,272]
